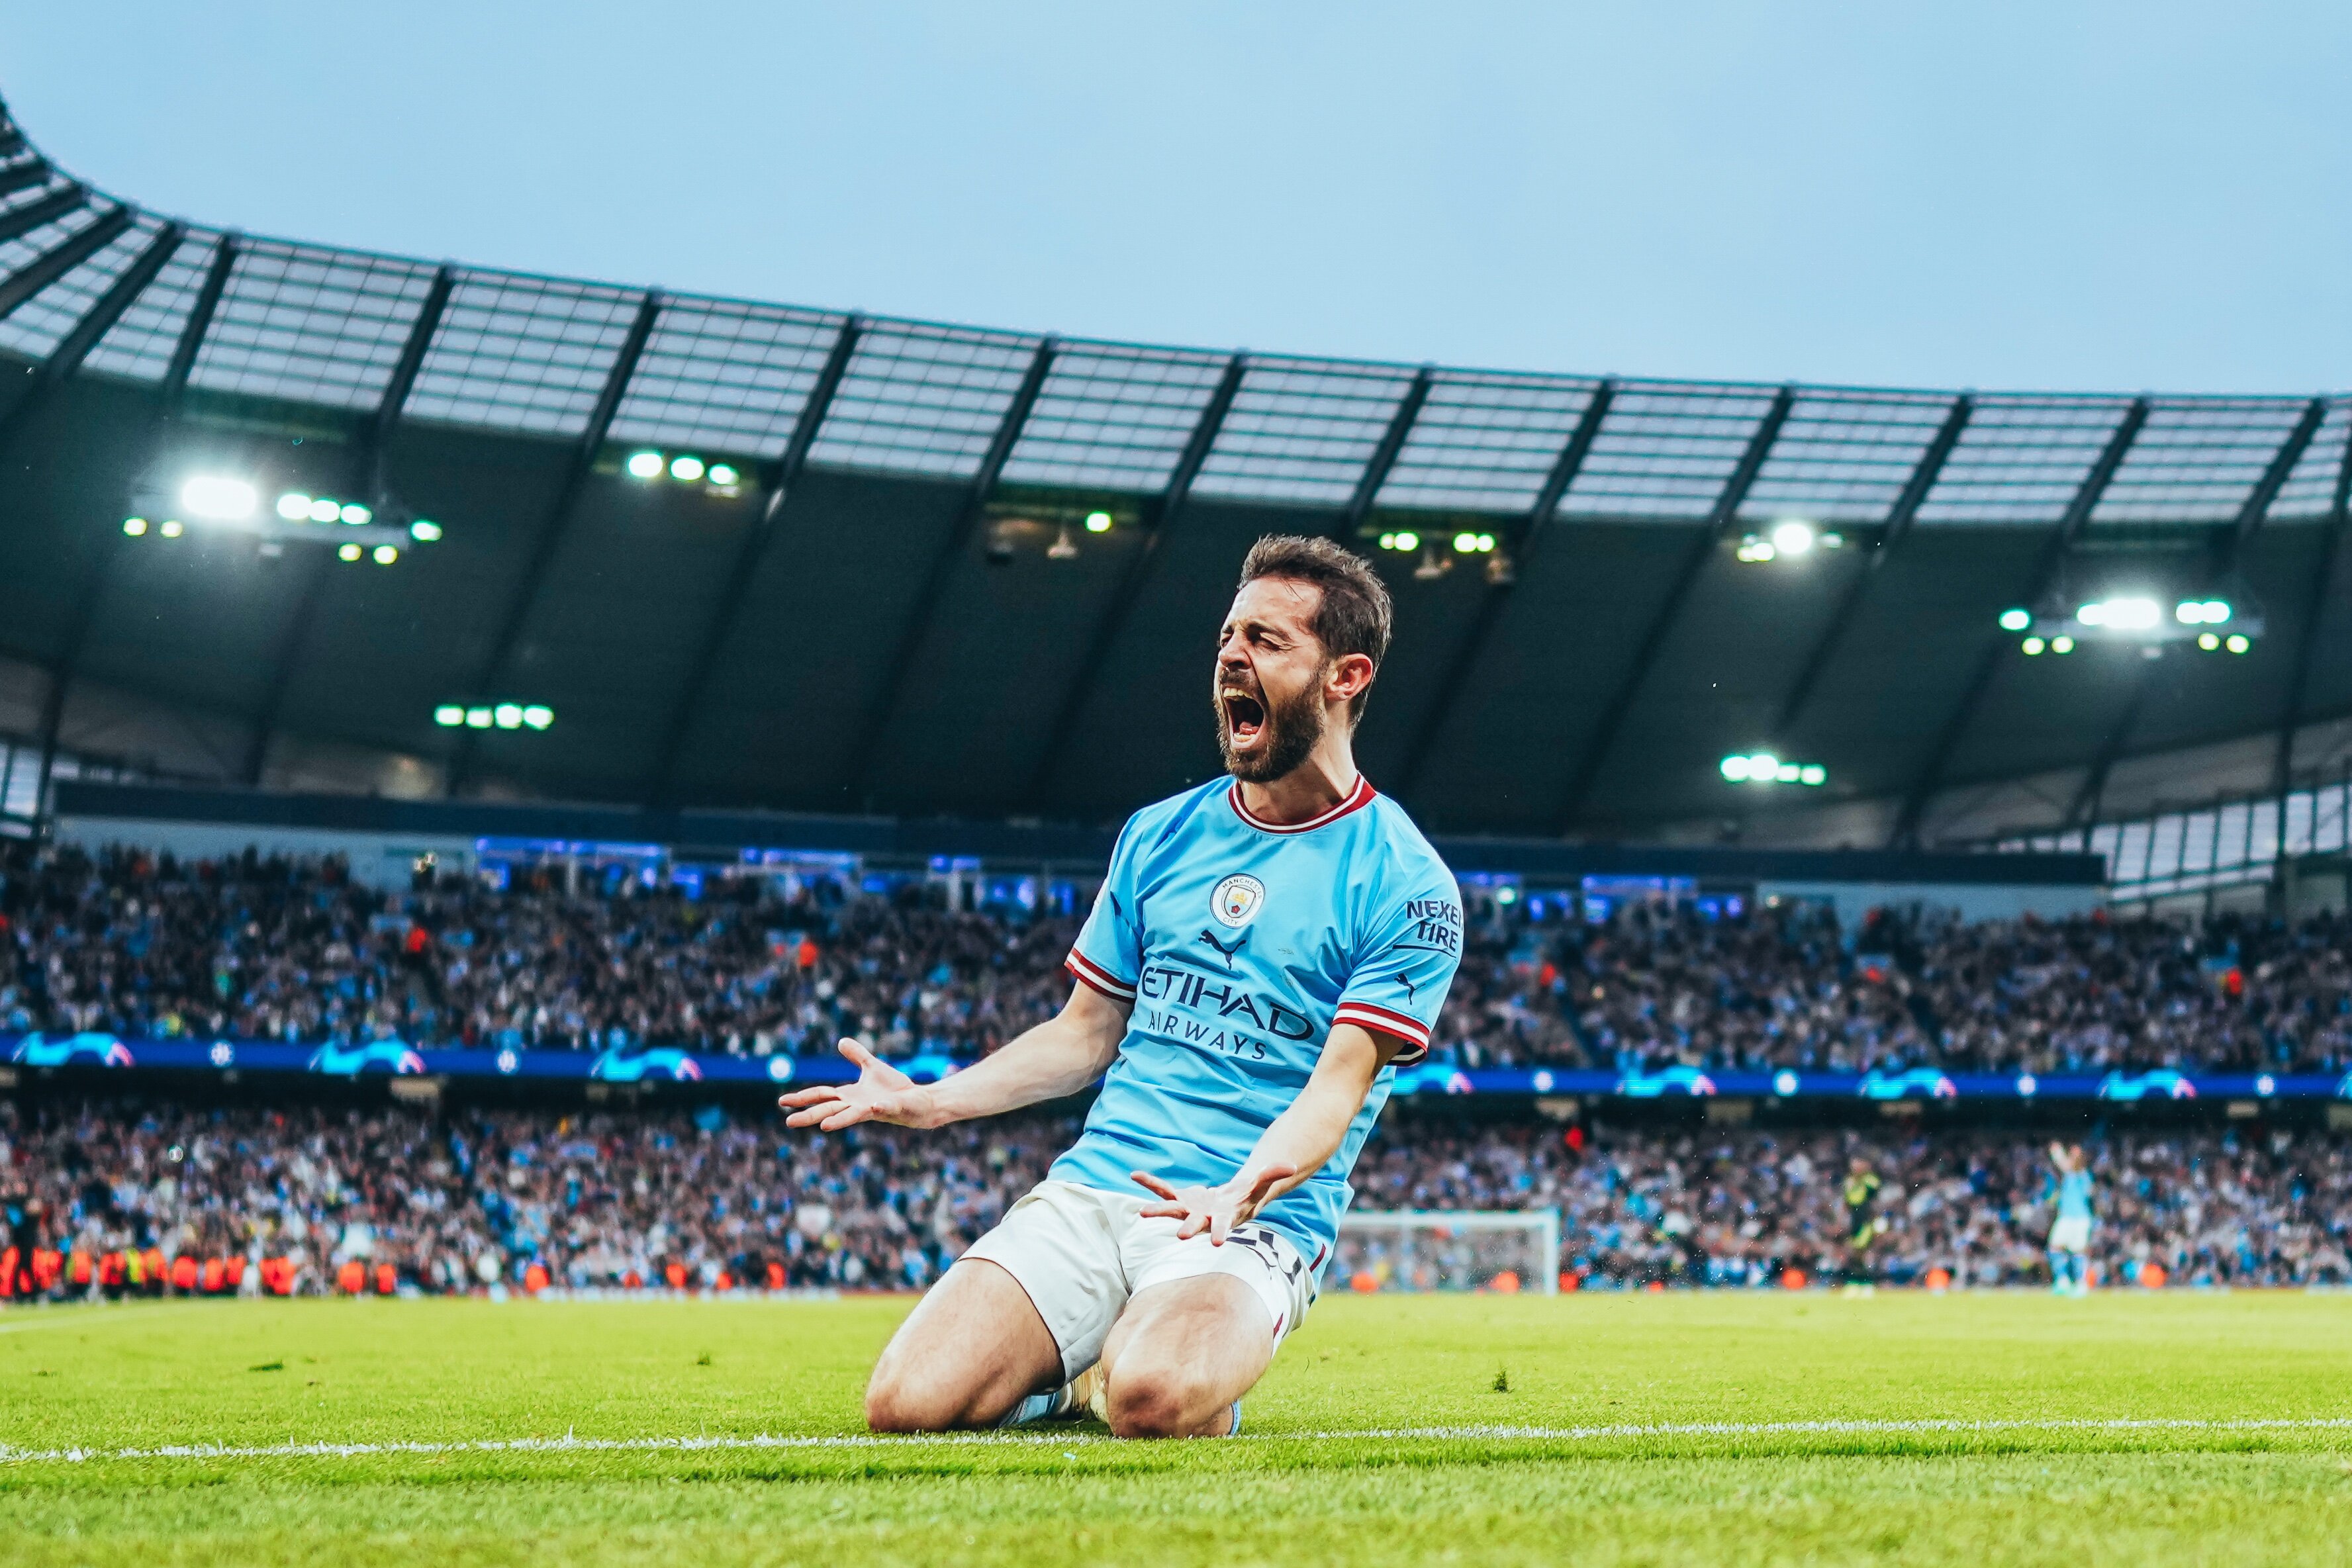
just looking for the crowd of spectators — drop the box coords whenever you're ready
[2,839,2350,1076]
[4,1099,2346,1299]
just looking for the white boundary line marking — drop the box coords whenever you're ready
[3,1416,2347,1467]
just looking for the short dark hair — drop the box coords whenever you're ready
[1238,535,1393,724]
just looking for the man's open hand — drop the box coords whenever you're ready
[1131,1163,1297,1244]
[778,1039,941,1131]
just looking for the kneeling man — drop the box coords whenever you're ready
[783,535,1461,1438]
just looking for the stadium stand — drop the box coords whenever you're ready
[5,1104,2345,1298]
[4,840,2347,1075]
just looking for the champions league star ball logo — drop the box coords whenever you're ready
[1210,873,1266,929]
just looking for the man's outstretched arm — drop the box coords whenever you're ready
[1130,1021,1401,1242]
[778,982,1129,1132]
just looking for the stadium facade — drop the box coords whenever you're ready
[0,93,2345,862]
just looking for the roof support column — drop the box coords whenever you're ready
[34,232,236,815]
[447,288,663,795]
[1553,383,1796,833]
[1887,397,2149,848]
[1025,352,1246,806]
[0,220,181,444]
[845,338,1057,805]
[1328,365,1433,545]
[2273,402,2352,801]
[243,264,455,785]
[2063,397,2326,831]
[643,314,864,806]
[1769,394,1971,742]
[1394,379,1615,805]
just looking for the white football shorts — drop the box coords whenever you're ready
[2048,1214,2093,1254]
[960,1178,1317,1381]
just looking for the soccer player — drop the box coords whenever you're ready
[2046,1142,2094,1296]
[1840,1155,1883,1294]
[782,535,1462,1439]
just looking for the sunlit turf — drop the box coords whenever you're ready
[3,1291,2349,1565]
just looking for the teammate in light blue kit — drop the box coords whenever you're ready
[783,536,1461,1439]
[2047,1142,2096,1295]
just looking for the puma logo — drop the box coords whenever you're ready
[1198,928,1250,969]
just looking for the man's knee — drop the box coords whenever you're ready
[1104,1363,1218,1440]
[864,1363,965,1433]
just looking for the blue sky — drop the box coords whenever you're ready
[3,4,2347,393]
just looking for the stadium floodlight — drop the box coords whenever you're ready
[626,451,665,479]
[180,475,257,522]
[2226,634,2249,653]
[1453,531,1479,553]
[2198,632,2220,651]
[1799,764,1826,786]
[372,545,399,565]
[1476,533,1495,552]
[277,492,311,520]
[1769,520,1815,556]
[708,463,740,486]
[1085,510,1113,533]
[337,543,362,561]
[2051,635,2075,653]
[309,497,342,523]
[2022,637,2046,655]
[1734,537,1776,563]
[465,707,493,728]
[341,503,372,526]
[669,455,705,483]
[410,520,442,542]
[493,704,524,729]
[433,705,465,727]
[522,705,553,729]
[2079,596,2157,631]
[159,520,183,537]
[122,517,148,536]
[1392,530,1419,552]
[2202,600,2231,623]
[1720,755,1752,780]
[1998,608,2031,631]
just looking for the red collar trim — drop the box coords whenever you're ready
[1227,776,1377,835]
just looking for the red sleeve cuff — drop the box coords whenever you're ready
[1333,1001,1432,1066]
[1065,949,1137,1002]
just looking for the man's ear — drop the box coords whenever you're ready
[1326,653,1376,705]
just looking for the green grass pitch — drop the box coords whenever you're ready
[3,1292,2350,1565]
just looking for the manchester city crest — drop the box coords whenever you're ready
[1210,872,1266,929]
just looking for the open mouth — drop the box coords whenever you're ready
[1221,688,1267,748]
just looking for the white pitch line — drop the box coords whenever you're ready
[3,1415,2348,1467]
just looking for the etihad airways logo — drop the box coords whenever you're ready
[1134,960,1316,1059]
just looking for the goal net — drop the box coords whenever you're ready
[1333,1209,1562,1295]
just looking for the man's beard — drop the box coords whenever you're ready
[1215,673,1327,783]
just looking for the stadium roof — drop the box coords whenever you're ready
[0,92,2346,846]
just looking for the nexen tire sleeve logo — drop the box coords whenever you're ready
[1211,873,1266,929]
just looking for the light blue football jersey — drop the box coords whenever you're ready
[1051,775,1462,1273]
[2057,1168,2094,1222]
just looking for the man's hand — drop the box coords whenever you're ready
[1131,1164,1297,1245]
[779,1039,941,1131]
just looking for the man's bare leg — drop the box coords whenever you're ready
[1095,1274,1274,1439]
[864,1258,1064,1432]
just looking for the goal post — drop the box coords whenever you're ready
[1334,1209,1562,1296]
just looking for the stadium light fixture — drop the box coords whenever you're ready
[465,708,493,728]
[410,520,442,542]
[1084,510,1113,533]
[341,503,371,526]
[2198,632,2220,651]
[122,517,148,536]
[493,704,524,729]
[1720,752,1827,787]
[1734,537,1777,563]
[1998,608,2031,632]
[2176,598,2232,625]
[627,451,665,480]
[669,455,706,483]
[433,705,465,727]
[1047,526,1080,561]
[1769,520,1815,555]
[2226,634,2250,653]
[372,545,399,565]
[522,705,554,729]
[277,492,312,520]
[337,543,362,562]
[2051,635,2075,653]
[2022,637,2046,655]
[179,475,257,522]
[708,463,740,487]
[1378,531,1423,553]
[159,520,183,538]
